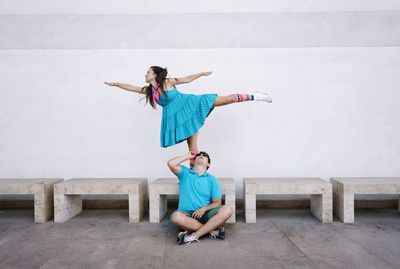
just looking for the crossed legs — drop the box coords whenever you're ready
[171,205,232,238]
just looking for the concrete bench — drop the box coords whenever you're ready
[149,178,236,223]
[244,178,332,223]
[0,178,63,223]
[54,178,147,223]
[331,177,400,223]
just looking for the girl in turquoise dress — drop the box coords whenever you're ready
[105,66,272,166]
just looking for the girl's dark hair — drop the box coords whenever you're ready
[142,66,169,109]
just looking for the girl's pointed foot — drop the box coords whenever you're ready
[254,91,273,103]
[189,149,199,167]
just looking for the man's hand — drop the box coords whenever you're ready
[192,199,221,219]
[188,151,196,160]
[192,207,207,219]
[202,71,213,76]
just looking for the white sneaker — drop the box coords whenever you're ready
[254,91,273,103]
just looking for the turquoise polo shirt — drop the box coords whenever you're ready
[177,164,222,212]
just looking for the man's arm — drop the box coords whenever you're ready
[167,151,196,176]
[192,198,221,219]
[202,198,222,211]
[168,71,212,85]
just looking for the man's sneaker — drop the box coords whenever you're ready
[176,231,188,242]
[254,91,273,103]
[209,226,225,240]
[177,232,200,245]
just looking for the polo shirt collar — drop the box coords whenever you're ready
[189,167,209,177]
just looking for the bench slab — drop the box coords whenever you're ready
[0,178,63,223]
[243,178,332,224]
[331,177,400,223]
[54,178,147,223]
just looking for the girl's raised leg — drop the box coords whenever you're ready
[187,132,199,167]
[213,92,272,107]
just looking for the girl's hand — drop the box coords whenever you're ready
[202,71,213,76]
[104,81,119,86]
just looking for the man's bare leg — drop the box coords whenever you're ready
[171,211,202,231]
[194,205,232,238]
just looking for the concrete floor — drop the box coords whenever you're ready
[0,208,399,269]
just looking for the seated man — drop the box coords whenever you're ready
[167,151,232,245]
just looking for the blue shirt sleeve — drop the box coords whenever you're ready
[211,177,222,199]
[177,165,189,181]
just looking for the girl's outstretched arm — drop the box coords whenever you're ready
[104,81,146,94]
[169,71,212,85]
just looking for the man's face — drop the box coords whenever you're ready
[194,152,210,169]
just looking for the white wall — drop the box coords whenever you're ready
[1,1,399,199]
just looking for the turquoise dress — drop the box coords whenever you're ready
[156,87,218,148]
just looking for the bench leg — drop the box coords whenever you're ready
[128,182,148,223]
[54,193,82,223]
[150,194,167,223]
[244,192,256,224]
[332,181,354,223]
[225,192,236,223]
[128,193,145,223]
[34,183,54,223]
[341,193,355,223]
[128,194,140,223]
[311,191,333,224]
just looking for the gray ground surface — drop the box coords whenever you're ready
[0,208,399,269]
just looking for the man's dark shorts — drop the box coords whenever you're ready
[172,205,222,224]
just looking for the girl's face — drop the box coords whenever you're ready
[145,68,156,83]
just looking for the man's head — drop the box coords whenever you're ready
[193,151,211,170]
